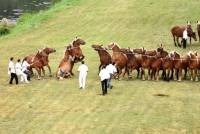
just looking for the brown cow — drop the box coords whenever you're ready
[91,44,111,72]
[197,21,200,42]
[56,46,75,79]
[171,23,197,47]
[107,43,128,79]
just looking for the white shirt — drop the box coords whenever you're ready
[8,61,16,74]
[78,64,88,76]
[15,62,23,75]
[183,29,188,39]
[99,68,110,81]
[22,61,30,72]
[106,64,117,74]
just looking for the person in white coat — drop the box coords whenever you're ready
[106,62,117,89]
[182,28,188,49]
[22,58,31,81]
[8,57,18,85]
[78,61,88,89]
[15,59,29,83]
[99,65,110,95]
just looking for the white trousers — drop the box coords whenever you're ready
[79,73,87,89]
[17,71,29,83]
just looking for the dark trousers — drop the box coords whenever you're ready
[24,70,31,81]
[9,73,18,84]
[101,79,108,95]
[182,38,187,49]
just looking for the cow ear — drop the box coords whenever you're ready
[161,43,163,48]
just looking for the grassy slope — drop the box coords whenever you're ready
[0,0,200,133]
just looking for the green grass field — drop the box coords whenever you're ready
[0,0,200,133]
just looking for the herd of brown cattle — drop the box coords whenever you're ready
[24,22,200,81]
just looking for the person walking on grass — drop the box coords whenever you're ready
[99,65,110,95]
[15,59,29,84]
[22,58,31,81]
[182,28,188,49]
[106,62,117,89]
[8,57,18,85]
[78,61,88,89]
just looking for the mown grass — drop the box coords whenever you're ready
[0,0,200,133]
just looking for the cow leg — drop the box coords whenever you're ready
[47,64,52,77]
[190,37,192,45]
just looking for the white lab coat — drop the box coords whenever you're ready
[15,62,29,83]
[78,64,88,89]
[8,61,16,74]
[99,68,110,81]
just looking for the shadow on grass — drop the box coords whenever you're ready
[153,93,170,97]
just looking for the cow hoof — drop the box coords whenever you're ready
[49,75,53,77]
[178,80,181,82]
[38,78,41,80]
[195,78,198,82]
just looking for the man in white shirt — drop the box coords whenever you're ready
[106,62,117,89]
[78,61,88,89]
[8,57,18,85]
[22,58,31,81]
[99,65,110,95]
[15,59,29,84]
[182,28,188,49]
